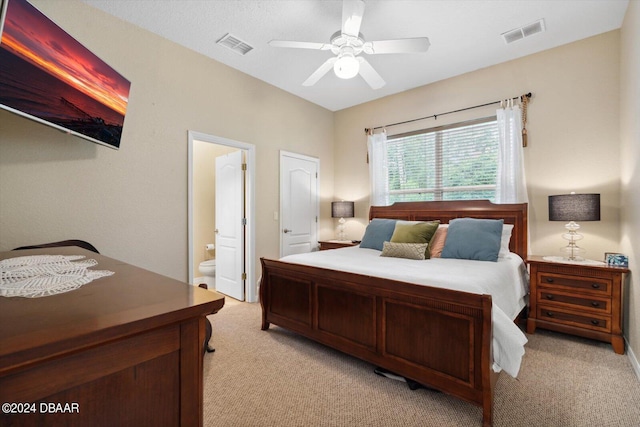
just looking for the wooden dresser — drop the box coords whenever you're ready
[0,247,225,426]
[526,255,629,354]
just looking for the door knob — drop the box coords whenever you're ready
[283,229,292,233]
[215,229,219,234]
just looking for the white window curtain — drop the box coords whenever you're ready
[495,101,529,203]
[367,130,390,206]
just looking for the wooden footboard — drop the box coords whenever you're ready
[260,258,497,427]
[261,201,527,427]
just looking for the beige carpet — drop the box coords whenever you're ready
[203,300,640,426]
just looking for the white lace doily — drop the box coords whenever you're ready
[542,256,606,266]
[0,255,114,298]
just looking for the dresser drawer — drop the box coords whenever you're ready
[538,290,611,314]
[537,273,611,296]
[537,305,610,332]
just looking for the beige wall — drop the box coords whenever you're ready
[0,0,636,370]
[620,0,640,370]
[0,0,335,282]
[334,29,640,366]
[334,31,622,260]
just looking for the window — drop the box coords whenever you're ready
[386,117,499,202]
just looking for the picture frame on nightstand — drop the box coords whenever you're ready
[605,252,628,267]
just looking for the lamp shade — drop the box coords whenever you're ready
[331,201,354,218]
[548,193,600,222]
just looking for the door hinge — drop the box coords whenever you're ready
[242,163,247,171]
[241,272,247,280]
[242,217,247,226]
[315,172,318,178]
[316,216,318,223]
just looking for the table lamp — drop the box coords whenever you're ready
[548,193,600,260]
[331,201,354,241]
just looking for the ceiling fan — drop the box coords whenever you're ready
[268,0,430,89]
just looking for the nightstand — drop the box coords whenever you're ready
[526,255,629,354]
[318,240,358,250]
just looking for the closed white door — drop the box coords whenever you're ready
[215,150,244,300]
[280,151,319,257]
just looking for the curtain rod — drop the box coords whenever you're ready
[364,92,532,134]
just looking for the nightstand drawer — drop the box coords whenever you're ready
[538,290,611,314]
[537,273,611,296]
[537,305,610,332]
[527,256,629,354]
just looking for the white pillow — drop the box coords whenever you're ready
[498,224,514,258]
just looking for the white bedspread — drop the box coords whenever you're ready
[280,246,529,377]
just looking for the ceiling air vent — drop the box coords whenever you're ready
[501,19,546,44]
[217,33,254,55]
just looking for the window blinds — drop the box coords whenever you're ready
[386,117,499,202]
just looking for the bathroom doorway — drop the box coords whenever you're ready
[187,131,256,302]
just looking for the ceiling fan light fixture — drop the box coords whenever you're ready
[270,0,426,88]
[334,51,359,79]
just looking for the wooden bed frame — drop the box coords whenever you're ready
[260,200,528,427]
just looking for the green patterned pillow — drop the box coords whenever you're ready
[390,220,440,258]
[380,242,428,260]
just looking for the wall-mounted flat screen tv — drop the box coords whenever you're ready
[0,0,131,149]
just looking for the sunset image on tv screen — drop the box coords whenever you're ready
[0,0,131,148]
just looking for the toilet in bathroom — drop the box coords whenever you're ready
[198,259,216,289]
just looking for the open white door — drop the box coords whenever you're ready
[215,150,244,300]
[280,151,319,257]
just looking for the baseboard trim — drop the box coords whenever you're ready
[626,339,640,381]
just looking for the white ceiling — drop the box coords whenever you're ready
[81,0,629,112]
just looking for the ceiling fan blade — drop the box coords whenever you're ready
[303,57,338,86]
[342,0,365,37]
[363,38,431,54]
[357,57,385,90]
[269,40,332,50]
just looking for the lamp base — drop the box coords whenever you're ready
[560,245,585,261]
[559,254,585,262]
[336,217,346,241]
[559,221,585,261]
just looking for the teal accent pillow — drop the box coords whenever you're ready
[360,219,397,251]
[390,220,440,258]
[441,218,504,262]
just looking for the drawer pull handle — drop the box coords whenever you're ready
[591,302,600,307]
[546,311,554,317]
[545,278,554,283]
[591,283,601,289]
[546,294,555,300]
[591,320,600,326]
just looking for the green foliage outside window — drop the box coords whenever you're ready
[387,118,498,203]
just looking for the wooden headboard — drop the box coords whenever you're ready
[369,200,528,259]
